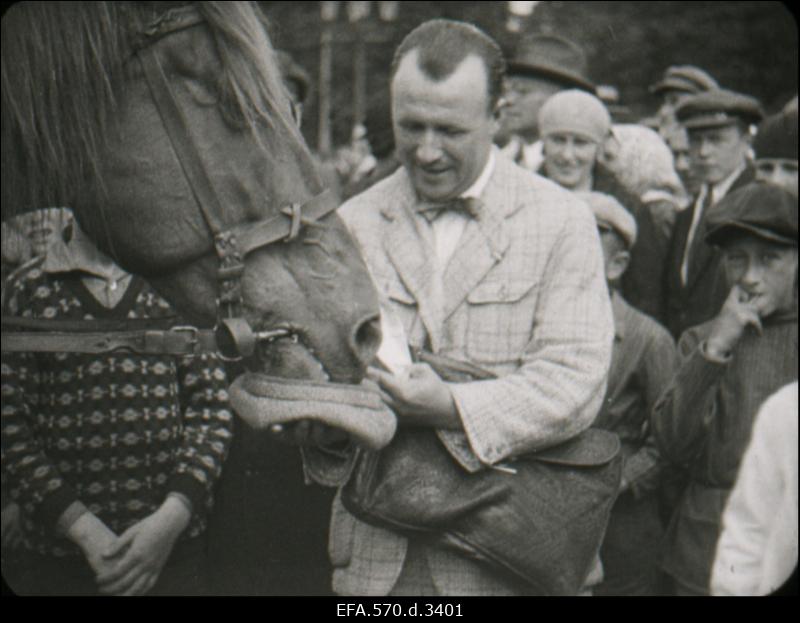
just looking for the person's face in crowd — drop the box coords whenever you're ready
[542,132,599,191]
[500,75,562,141]
[392,50,498,203]
[755,158,799,198]
[665,126,700,194]
[597,225,631,284]
[687,123,751,185]
[722,234,798,318]
[13,208,72,257]
[657,89,692,119]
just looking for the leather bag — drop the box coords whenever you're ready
[341,351,622,595]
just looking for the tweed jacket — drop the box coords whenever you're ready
[663,166,755,339]
[316,153,614,596]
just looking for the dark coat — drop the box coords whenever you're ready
[663,166,755,339]
[594,165,673,325]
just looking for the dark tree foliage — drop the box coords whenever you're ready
[262,1,797,150]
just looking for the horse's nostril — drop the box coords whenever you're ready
[351,314,382,368]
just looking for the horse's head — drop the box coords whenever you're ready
[1,2,381,384]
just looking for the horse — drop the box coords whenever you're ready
[1,1,382,594]
[1,1,381,384]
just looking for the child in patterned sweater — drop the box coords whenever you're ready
[1,218,234,595]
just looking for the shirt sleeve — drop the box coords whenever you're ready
[650,326,727,467]
[710,396,789,596]
[169,353,234,515]
[448,202,614,468]
[1,278,81,530]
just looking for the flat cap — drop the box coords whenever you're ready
[577,191,638,249]
[705,182,798,247]
[753,109,798,161]
[676,88,764,130]
[650,65,718,95]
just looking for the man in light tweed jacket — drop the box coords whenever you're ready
[311,20,614,596]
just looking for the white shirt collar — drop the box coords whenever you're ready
[42,225,128,283]
[711,161,747,203]
[460,146,497,200]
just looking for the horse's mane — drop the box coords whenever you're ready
[1,1,296,222]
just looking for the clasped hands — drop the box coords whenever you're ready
[69,496,190,596]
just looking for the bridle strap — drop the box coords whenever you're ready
[2,316,179,333]
[1,8,339,359]
[230,189,339,256]
[137,45,228,237]
[2,327,218,356]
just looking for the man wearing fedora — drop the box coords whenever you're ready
[498,34,596,172]
[663,88,764,340]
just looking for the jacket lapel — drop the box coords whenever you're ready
[686,166,755,289]
[441,159,513,320]
[382,191,446,351]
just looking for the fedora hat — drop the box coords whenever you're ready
[507,34,595,93]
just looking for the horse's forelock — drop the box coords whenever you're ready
[2,1,140,225]
[198,2,299,138]
[1,1,307,226]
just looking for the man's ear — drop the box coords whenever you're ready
[607,249,631,282]
[490,100,504,132]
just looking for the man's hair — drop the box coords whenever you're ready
[390,19,505,111]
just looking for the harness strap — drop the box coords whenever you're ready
[2,316,179,333]
[137,45,228,237]
[2,327,218,356]
[234,188,339,254]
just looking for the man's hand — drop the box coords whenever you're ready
[706,285,763,360]
[66,512,119,581]
[367,363,459,429]
[96,496,191,596]
[1,503,24,550]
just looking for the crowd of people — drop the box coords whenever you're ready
[1,11,797,597]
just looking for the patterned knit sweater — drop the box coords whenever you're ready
[1,267,234,558]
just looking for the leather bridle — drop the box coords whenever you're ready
[1,6,339,361]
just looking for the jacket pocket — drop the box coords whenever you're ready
[465,278,538,364]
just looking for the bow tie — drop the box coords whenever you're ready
[416,197,482,222]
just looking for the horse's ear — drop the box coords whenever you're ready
[63,222,74,244]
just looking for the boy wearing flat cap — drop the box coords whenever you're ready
[579,192,678,596]
[664,88,764,340]
[653,182,798,595]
